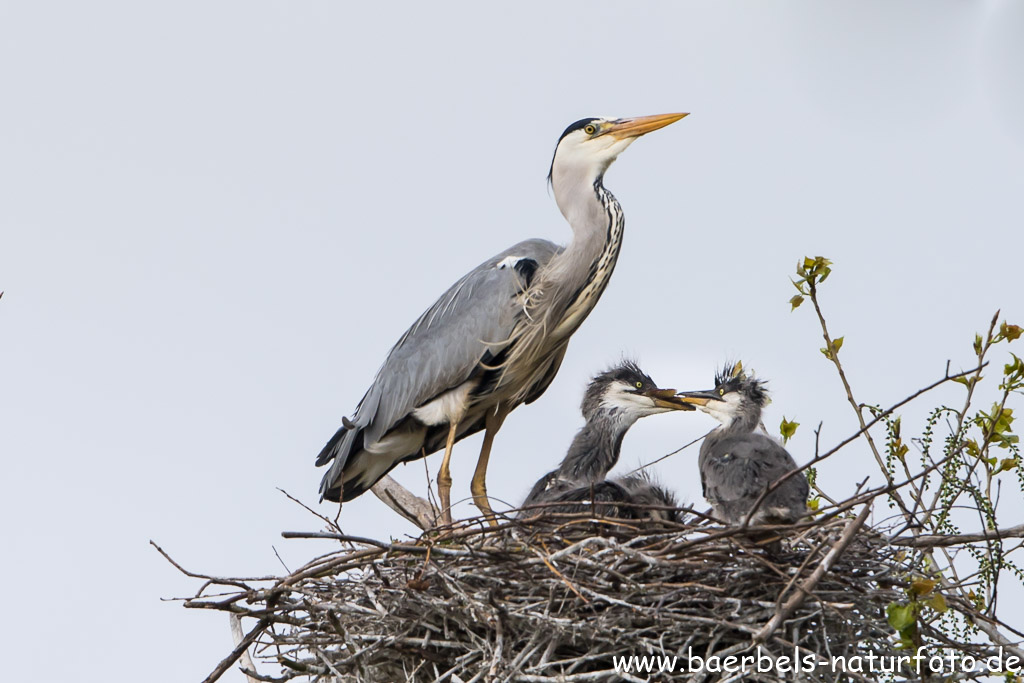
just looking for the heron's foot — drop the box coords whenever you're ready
[471,489,499,528]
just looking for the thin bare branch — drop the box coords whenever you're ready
[891,524,1024,548]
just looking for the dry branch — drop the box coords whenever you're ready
[890,523,1024,548]
[162,505,1020,683]
[369,475,438,531]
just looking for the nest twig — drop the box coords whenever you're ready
[159,503,1019,682]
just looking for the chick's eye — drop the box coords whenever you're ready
[584,124,597,135]
[635,381,643,389]
[719,388,725,396]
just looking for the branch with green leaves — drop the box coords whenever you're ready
[789,255,1023,663]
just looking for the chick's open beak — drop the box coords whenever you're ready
[645,387,697,411]
[604,113,689,140]
[672,389,724,407]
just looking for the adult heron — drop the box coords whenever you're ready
[675,364,809,526]
[520,361,691,519]
[316,114,688,523]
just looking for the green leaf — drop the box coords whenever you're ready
[796,256,833,286]
[780,416,800,444]
[886,602,916,632]
[994,434,1020,450]
[910,578,937,597]
[994,458,1018,474]
[820,337,844,360]
[999,322,1022,342]
[925,594,948,613]
[892,438,909,462]
[789,294,804,311]
[974,333,984,355]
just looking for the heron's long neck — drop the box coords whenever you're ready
[709,404,762,439]
[557,409,634,482]
[547,176,624,339]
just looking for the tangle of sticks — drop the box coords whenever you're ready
[159,497,1024,683]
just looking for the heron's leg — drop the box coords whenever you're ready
[471,405,509,527]
[437,419,460,526]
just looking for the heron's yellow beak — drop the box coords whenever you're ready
[604,113,689,140]
[673,389,723,407]
[646,387,697,411]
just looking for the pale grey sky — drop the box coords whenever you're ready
[2,2,1022,681]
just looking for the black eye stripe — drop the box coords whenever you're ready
[557,117,601,142]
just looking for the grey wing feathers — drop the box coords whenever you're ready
[519,470,570,512]
[367,238,561,443]
[318,239,560,494]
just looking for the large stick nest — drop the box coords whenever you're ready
[172,505,1005,682]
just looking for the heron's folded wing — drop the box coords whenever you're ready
[357,238,561,448]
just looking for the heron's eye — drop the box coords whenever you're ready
[635,381,643,389]
[584,124,597,135]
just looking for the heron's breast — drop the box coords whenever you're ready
[551,199,624,339]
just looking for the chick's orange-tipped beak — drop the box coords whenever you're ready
[605,113,689,140]
[646,387,697,411]
[673,389,723,407]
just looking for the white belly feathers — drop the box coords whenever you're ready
[411,379,478,426]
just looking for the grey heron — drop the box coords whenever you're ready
[675,364,809,526]
[315,114,688,524]
[520,361,691,519]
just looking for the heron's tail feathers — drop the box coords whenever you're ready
[316,423,362,502]
[315,427,342,467]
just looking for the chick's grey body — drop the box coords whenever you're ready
[315,114,688,517]
[520,362,690,520]
[698,430,807,525]
[679,365,809,525]
[531,472,680,522]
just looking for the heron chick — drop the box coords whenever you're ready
[676,364,809,526]
[520,361,691,519]
[528,472,680,522]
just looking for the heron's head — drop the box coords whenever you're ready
[674,362,769,429]
[581,360,695,422]
[547,114,687,209]
[616,471,681,522]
